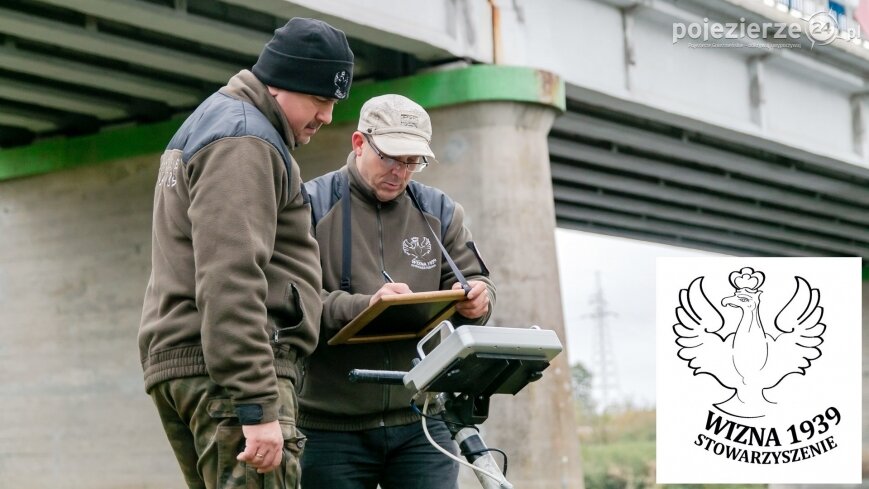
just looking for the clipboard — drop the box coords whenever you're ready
[327,289,466,345]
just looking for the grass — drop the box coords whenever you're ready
[577,406,763,489]
[582,440,656,489]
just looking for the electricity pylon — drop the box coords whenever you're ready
[583,271,620,412]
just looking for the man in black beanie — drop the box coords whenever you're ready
[139,17,352,489]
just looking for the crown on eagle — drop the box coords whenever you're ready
[728,267,765,292]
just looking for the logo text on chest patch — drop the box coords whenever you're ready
[402,237,436,270]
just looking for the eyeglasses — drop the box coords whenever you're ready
[364,134,429,173]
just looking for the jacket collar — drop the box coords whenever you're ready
[219,70,297,149]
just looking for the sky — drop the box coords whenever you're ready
[554,228,723,409]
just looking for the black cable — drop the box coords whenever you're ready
[410,400,508,476]
[410,398,487,476]
[463,447,508,476]
[409,400,479,432]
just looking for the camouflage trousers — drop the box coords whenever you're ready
[150,376,305,489]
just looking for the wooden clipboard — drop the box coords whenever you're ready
[327,289,466,345]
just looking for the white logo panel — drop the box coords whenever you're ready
[656,257,861,484]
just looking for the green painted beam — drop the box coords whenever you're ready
[332,64,565,124]
[0,65,564,182]
[0,117,184,182]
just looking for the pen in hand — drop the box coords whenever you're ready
[381,270,395,283]
[372,270,412,306]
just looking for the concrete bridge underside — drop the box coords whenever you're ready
[552,84,869,264]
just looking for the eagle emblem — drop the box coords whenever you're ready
[403,237,431,259]
[673,267,826,418]
[402,237,436,270]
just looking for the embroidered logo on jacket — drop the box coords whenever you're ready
[156,151,181,188]
[402,237,436,270]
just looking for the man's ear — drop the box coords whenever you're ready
[267,85,279,97]
[351,131,365,157]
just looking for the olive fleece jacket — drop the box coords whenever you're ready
[138,70,322,424]
[298,154,496,430]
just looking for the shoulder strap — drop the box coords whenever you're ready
[405,186,470,295]
[307,170,344,229]
[340,172,352,292]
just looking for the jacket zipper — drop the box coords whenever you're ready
[376,203,385,273]
[377,202,390,426]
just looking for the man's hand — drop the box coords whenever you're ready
[236,420,283,474]
[369,282,413,306]
[452,280,489,319]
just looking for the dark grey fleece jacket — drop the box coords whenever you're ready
[138,70,322,424]
[297,153,496,430]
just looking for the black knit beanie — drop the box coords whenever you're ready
[252,18,354,100]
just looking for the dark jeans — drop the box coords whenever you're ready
[299,419,459,489]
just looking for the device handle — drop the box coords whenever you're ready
[348,369,408,385]
[416,321,455,361]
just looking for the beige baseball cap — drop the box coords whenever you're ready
[358,94,436,162]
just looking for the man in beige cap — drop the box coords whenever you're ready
[299,94,496,488]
